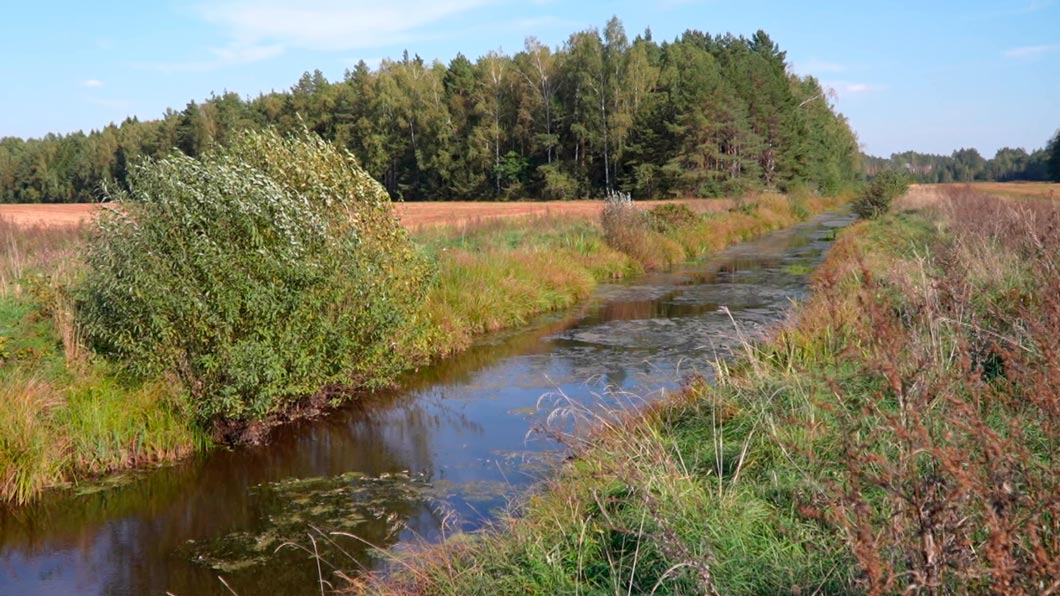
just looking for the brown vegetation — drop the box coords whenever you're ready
[938,181,1060,201]
[782,184,1060,593]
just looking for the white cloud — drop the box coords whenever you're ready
[964,0,1055,20]
[144,42,286,73]
[823,80,880,97]
[1002,44,1060,59]
[1014,0,1054,14]
[82,79,105,88]
[195,0,495,53]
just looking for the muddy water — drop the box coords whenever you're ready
[0,211,852,596]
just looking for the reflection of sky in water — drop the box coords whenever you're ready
[0,212,853,596]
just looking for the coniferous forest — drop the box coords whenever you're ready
[0,19,864,203]
[862,146,1054,183]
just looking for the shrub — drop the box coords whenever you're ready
[538,164,579,200]
[852,170,909,219]
[78,129,431,423]
[647,202,700,233]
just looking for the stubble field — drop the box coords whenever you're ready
[0,198,735,230]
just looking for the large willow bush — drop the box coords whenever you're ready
[79,130,431,422]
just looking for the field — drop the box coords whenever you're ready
[0,199,735,231]
[953,181,1060,200]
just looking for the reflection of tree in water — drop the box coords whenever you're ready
[400,310,585,390]
[176,392,500,594]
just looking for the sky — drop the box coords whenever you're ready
[1,0,1057,157]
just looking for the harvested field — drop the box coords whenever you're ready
[0,198,734,230]
[0,204,97,228]
[949,181,1060,200]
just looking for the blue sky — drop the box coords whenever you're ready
[1,0,1057,157]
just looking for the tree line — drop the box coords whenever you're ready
[0,18,863,203]
[862,142,1059,184]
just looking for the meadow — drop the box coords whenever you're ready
[354,184,1060,595]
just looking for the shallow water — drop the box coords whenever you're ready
[0,211,852,596]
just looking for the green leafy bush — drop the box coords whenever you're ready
[538,164,579,200]
[78,129,431,423]
[852,170,909,219]
[647,202,699,233]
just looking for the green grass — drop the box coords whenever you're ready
[0,292,202,504]
[0,364,200,506]
[0,220,204,504]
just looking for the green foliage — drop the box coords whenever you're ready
[864,145,1054,183]
[1047,128,1060,182]
[495,151,529,188]
[1,20,863,204]
[647,202,700,233]
[852,170,909,219]
[536,164,579,200]
[78,129,431,422]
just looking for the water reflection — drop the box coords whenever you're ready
[0,211,853,596]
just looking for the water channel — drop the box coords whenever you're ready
[0,210,853,595]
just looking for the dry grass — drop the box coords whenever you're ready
[0,375,67,504]
[0,204,98,228]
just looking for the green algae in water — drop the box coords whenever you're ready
[185,471,432,573]
[782,263,815,276]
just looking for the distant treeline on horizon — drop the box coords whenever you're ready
[863,146,1052,183]
[0,18,863,204]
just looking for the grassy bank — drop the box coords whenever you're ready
[415,190,846,359]
[0,189,847,505]
[0,220,202,504]
[356,185,1060,595]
